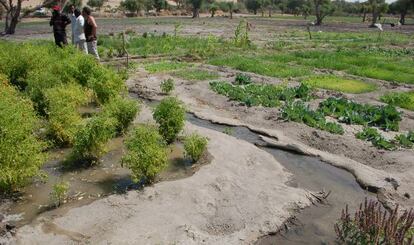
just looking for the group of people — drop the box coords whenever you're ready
[50,5,99,60]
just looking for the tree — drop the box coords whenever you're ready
[153,0,166,12]
[313,0,334,25]
[389,0,413,25]
[361,2,371,22]
[368,0,388,27]
[120,0,149,15]
[300,1,312,18]
[245,0,261,14]
[209,3,218,17]
[188,0,203,18]
[0,0,55,34]
[87,0,106,11]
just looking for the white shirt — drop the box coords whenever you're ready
[74,15,86,42]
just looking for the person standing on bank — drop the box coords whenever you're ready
[69,4,77,44]
[82,7,100,60]
[50,5,71,48]
[74,9,87,53]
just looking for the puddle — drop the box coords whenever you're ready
[186,113,373,245]
[1,136,196,227]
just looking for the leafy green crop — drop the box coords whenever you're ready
[210,81,313,107]
[0,79,47,192]
[184,133,208,162]
[122,125,168,183]
[281,101,344,134]
[153,97,186,144]
[355,127,396,150]
[319,97,402,131]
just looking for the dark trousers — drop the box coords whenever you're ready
[54,32,68,48]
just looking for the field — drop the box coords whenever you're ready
[1,14,414,244]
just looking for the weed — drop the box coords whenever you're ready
[50,181,69,207]
[234,73,252,85]
[380,91,414,111]
[172,69,219,81]
[160,78,175,94]
[222,127,234,135]
[335,199,414,244]
[234,19,251,48]
[153,97,186,144]
[144,61,190,73]
[122,125,168,183]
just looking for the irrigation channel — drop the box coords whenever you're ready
[1,97,374,244]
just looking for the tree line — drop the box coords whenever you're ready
[1,0,413,35]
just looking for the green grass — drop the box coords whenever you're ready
[143,61,192,73]
[303,75,377,94]
[208,54,312,78]
[171,68,220,81]
[380,91,414,111]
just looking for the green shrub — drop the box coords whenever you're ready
[122,125,168,183]
[71,115,117,162]
[153,97,186,143]
[102,96,139,134]
[184,133,208,162]
[380,91,414,111]
[50,181,69,207]
[234,73,252,85]
[44,84,92,145]
[395,134,413,148]
[160,78,175,94]
[0,79,47,192]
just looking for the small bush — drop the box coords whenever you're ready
[71,115,117,162]
[335,199,414,244]
[153,97,186,143]
[184,133,208,162]
[160,78,175,94]
[0,79,47,192]
[102,96,139,134]
[50,181,69,207]
[234,73,252,85]
[44,83,92,145]
[122,125,168,183]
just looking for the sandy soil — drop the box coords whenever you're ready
[127,64,414,210]
[10,116,312,244]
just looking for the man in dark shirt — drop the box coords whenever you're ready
[50,6,71,48]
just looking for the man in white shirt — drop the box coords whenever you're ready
[69,5,77,45]
[74,9,88,53]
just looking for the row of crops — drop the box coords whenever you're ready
[0,41,208,193]
[209,76,414,150]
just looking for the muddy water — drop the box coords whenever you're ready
[186,113,373,245]
[1,136,193,227]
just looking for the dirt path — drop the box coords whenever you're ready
[11,120,312,244]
